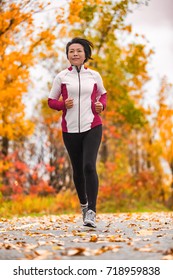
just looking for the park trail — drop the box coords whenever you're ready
[0,212,173,260]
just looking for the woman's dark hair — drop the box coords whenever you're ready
[66,37,93,63]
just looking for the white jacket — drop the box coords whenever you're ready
[48,65,107,133]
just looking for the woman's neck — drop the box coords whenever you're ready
[73,64,83,72]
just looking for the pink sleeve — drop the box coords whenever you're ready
[48,98,65,111]
[48,73,66,111]
[99,93,107,110]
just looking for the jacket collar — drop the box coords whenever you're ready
[68,64,87,73]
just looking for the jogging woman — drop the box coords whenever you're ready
[48,37,107,227]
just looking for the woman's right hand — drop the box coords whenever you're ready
[65,98,74,109]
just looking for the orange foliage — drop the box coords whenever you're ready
[0,0,57,150]
[30,180,55,196]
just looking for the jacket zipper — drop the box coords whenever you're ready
[76,67,81,133]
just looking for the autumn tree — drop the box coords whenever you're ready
[0,0,57,192]
[155,78,173,181]
[0,0,56,155]
[151,77,173,205]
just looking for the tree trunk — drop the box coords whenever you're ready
[2,136,9,157]
[1,137,9,186]
[134,130,139,174]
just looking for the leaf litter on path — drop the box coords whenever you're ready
[0,212,172,259]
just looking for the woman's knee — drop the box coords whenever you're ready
[84,162,96,174]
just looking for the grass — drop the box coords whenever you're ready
[0,190,170,218]
[99,200,169,213]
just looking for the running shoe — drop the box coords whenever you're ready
[83,209,96,228]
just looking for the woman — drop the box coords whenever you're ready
[48,37,107,227]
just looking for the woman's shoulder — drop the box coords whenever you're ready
[87,67,100,76]
[87,68,102,80]
[53,68,69,81]
[56,68,69,76]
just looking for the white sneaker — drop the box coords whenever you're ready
[83,209,96,228]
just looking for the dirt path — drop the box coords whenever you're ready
[0,212,172,260]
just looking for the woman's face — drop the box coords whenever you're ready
[68,43,86,66]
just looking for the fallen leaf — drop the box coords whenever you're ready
[138,247,155,252]
[137,230,153,236]
[107,235,126,242]
[102,229,109,233]
[37,241,46,246]
[61,247,86,256]
[89,234,98,242]
[94,246,116,255]
[128,223,137,227]
[72,230,86,237]
[33,249,51,257]
[163,248,173,256]
[52,245,64,250]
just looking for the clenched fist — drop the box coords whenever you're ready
[95,101,103,114]
[65,98,74,109]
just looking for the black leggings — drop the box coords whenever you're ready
[63,125,102,212]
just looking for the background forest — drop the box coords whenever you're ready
[0,0,173,217]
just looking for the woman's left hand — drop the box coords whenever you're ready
[95,101,103,114]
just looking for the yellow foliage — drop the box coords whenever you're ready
[68,0,83,24]
[68,0,103,24]
[155,78,173,165]
[0,0,57,144]
[60,26,68,38]
[122,24,132,33]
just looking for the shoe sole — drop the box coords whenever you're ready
[83,220,96,228]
